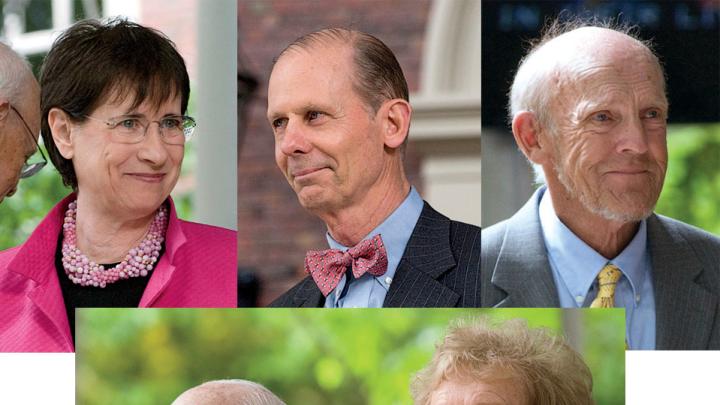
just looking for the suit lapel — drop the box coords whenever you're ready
[8,194,75,351]
[649,215,718,349]
[489,189,560,307]
[26,272,74,351]
[291,278,325,307]
[140,199,183,307]
[383,203,460,307]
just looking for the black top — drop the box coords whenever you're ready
[54,231,163,343]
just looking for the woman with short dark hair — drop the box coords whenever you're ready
[0,18,236,352]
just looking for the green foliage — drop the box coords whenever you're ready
[656,124,720,235]
[0,158,68,250]
[76,309,625,405]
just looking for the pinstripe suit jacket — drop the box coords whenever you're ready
[269,202,481,307]
[481,188,720,350]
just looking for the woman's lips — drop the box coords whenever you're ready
[126,173,166,183]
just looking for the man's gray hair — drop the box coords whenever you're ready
[172,379,286,405]
[508,17,665,184]
[0,41,33,104]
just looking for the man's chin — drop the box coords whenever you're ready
[587,197,656,223]
[596,207,653,223]
[295,187,331,211]
[580,184,659,221]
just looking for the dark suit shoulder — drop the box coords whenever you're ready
[378,202,482,307]
[267,276,323,308]
[417,203,481,233]
[449,218,482,308]
[415,203,481,262]
[448,219,481,262]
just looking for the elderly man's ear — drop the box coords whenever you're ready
[512,111,551,165]
[0,99,10,122]
[380,98,411,149]
[47,107,74,159]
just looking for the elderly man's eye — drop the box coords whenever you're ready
[591,112,611,122]
[644,109,661,119]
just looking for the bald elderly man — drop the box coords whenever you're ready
[481,20,720,350]
[0,42,43,203]
[172,380,285,405]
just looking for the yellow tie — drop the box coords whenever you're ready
[590,264,622,308]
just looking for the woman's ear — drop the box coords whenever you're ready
[47,108,75,159]
[380,98,412,149]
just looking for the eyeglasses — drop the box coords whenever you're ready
[10,105,47,179]
[83,114,197,145]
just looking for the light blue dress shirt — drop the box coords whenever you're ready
[538,188,656,350]
[324,187,424,308]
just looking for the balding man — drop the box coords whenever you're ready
[481,20,720,350]
[172,380,285,405]
[0,42,43,203]
[267,28,480,308]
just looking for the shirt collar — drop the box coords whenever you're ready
[538,187,648,299]
[326,186,423,286]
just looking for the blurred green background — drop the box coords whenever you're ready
[656,124,720,235]
[76,308,625,405]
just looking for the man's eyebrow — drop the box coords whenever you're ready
[268,102,331,120]
[652,98,670,111]
[572,99,611,120]
[302,102,327,111]
[266,110,282,122]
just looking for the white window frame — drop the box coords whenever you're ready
[1,0,137,57]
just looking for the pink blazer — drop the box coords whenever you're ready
[0,194,237,352]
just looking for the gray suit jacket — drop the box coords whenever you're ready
[270,202,481,308]
[481,188,720,349]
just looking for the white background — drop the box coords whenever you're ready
[0,354,74,404]
[2,352,720,404]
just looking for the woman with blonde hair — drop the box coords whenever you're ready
[411,318,594,405]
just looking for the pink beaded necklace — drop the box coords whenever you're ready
[61,200,168,288]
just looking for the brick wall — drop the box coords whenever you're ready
[140,0,199,81]
[237,0,430,305]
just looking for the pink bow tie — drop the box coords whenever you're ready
[305,234,389,296]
